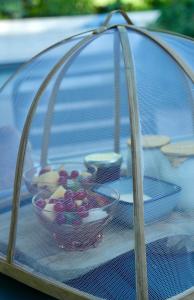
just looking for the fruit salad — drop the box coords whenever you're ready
[32,183,119,251]
[24,163,95,195]
[33,185,110,226]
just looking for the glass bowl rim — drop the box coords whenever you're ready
[32,184,120,213]
[23,161,98,183]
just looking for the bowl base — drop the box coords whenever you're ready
[53,232,103,251]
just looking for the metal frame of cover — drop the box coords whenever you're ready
[0,9,193,300]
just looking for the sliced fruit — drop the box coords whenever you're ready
[54,202,65,212]
[75,200,83,207]
[50,185,66,199]
[38,171,59,185]
[80,172,92,178]
[41,203,56,222]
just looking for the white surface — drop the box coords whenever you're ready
[120,193,151,203]
[160,154,194,210]
[83,209,108,223]
[0,11,159,64]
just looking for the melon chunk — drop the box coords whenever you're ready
[42,203,56,222]
[50,186,66,199]
[37,171,59,187]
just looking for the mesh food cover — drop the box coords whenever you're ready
[0,10,194,300]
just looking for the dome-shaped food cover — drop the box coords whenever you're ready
[0,10,193,300]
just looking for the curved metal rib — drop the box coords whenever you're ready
[114,30,121,153]
[117,26,148,300]
[102,9,133,27]
[6,32,99,265]
[148,28,194,42]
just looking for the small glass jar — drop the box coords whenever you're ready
[160,141,194,211]
[127,135,170,178]
[84,152,123,183]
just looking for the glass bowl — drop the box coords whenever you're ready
[32,184,119,251]
[24,162,97,195]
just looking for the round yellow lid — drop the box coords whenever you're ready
[161,141,194,157]
[127,135,170,149]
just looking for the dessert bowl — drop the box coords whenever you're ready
[32,184,119,251]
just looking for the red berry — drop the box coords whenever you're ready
[36,199,46,209]
[77,206,89,218]
[64,190,74,201]
[56,214,66,225]
[54,202,65,212]
[73,191,79,200]
[65,200,76,212]
[70,170,79,179]
[75,189,87,200]
[84,203,93,210]
[59,170,68,177]
[58,176,67,185]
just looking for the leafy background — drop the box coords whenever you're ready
[0,0,194,37]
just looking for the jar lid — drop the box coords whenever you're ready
[84,152,122,168]
[161,141,194,157]
[127,135,170,149]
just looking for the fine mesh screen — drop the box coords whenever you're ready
[0,23,193,300]
[13,29,136,299]
[0,35,84,257]
[130,30,194,299]
[151,31,194,70]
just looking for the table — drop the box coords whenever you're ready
[0,201,193,283]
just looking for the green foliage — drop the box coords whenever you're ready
[151,0,194,37]
[0,0,95,18]
[0,0,194,40]
[0,0,170,19]
[95,0,150,13]
[0,0,23,18]
[22,0,94,17]
[145,0,172,8]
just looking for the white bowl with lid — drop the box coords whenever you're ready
[160,140,194,210]
[127,135,170,178]
[84,152,123,183]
